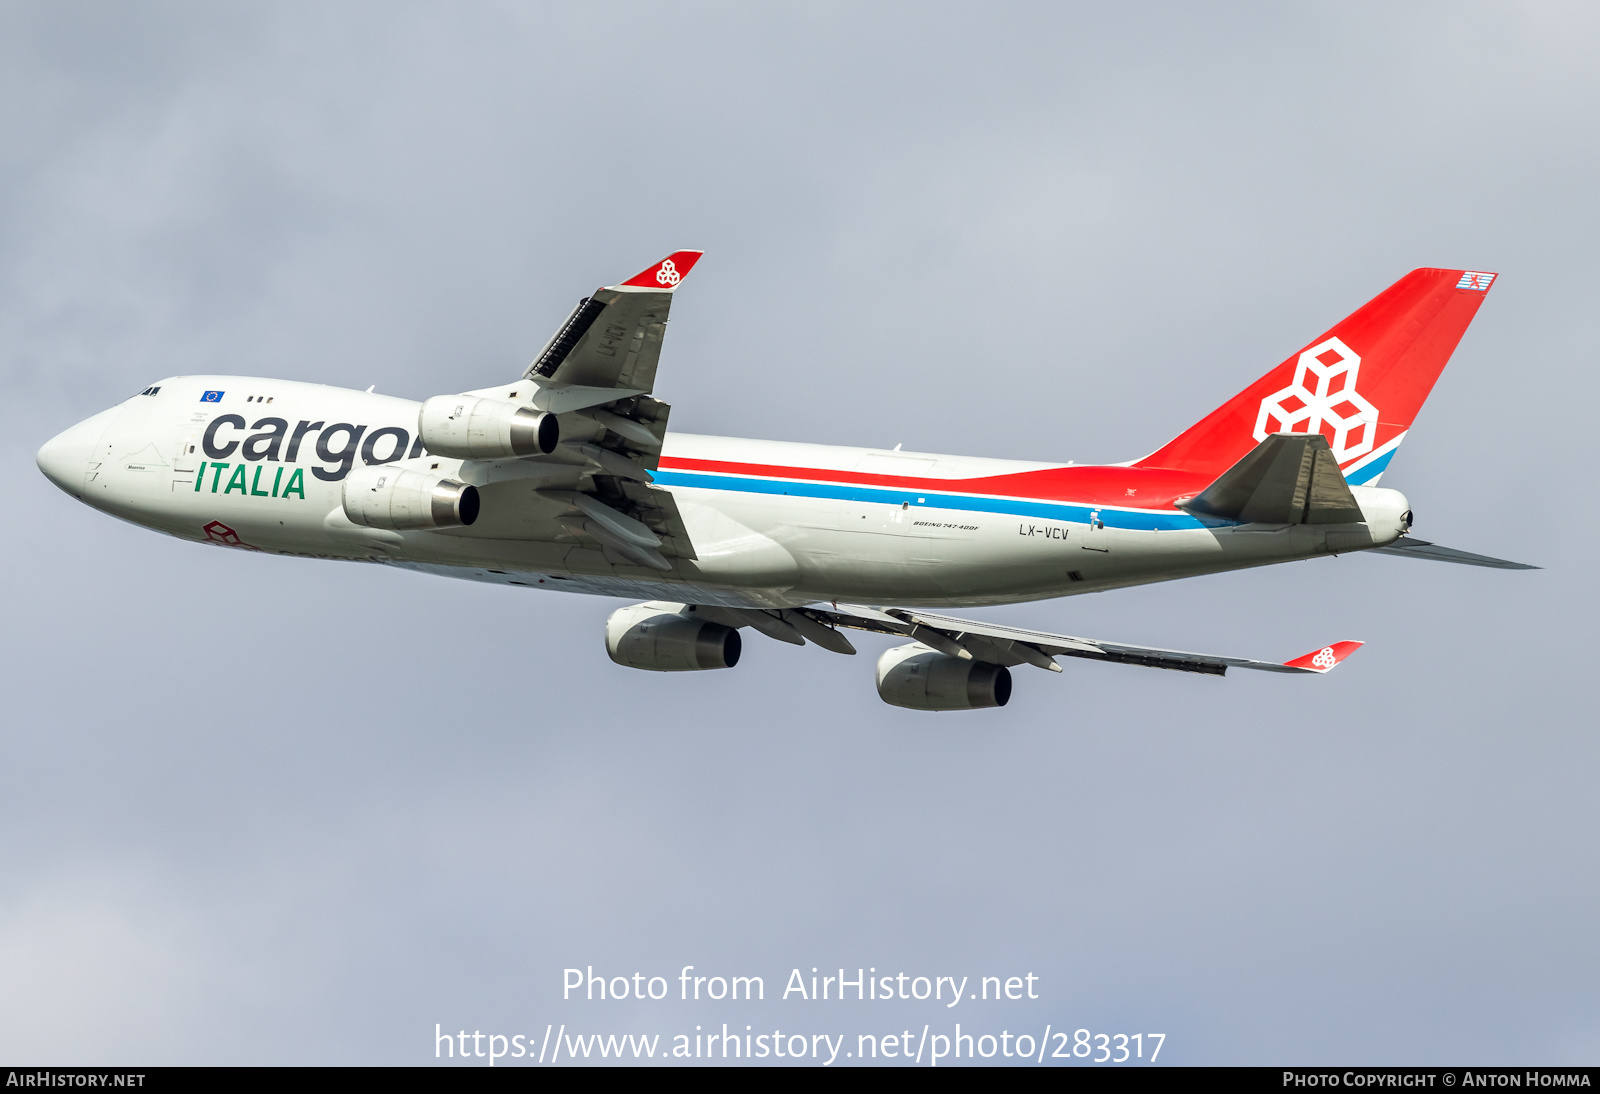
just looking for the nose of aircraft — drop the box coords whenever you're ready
[36,406,122,497]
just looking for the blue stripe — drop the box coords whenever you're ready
[1343,447,1397,485]
[653,470,1207,531]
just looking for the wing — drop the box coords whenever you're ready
[523,250,702,409]
[1370,536,1539,570]
[443,253,704,571]
[783,603,1361,676]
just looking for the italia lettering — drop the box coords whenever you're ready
[191,463,306,500]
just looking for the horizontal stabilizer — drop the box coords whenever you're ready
[1371,537,1539,570]
[1181,433,1364,524]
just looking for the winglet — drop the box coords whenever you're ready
[1282,640,1364,673]
[618,250,703,290]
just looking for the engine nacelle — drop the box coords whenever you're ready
[342,465,479,530]
[417,395,559,460]
[875,643,1012,711]
[605,603,741,672]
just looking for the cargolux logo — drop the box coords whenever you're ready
[1254,336,1378,464]
[655,259,681,287]
[202,520,259,551]
[1311,646,1337,670]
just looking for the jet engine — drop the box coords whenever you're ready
[417,395,559,459]
[875,643,1012,710]
[342,465,479,530]
[605,603,741,672]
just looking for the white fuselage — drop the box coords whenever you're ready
[38,376,1409,610]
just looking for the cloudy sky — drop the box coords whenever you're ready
[3,1,1597,1065]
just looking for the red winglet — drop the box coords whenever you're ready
[1283,640,1364,673]
[619,250,703,289]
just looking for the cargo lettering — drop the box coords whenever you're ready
[199,417,421,482]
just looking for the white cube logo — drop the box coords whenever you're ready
[1253,336,1379,464]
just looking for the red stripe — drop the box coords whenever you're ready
[657,456,1211,509]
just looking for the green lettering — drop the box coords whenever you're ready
[194,462,207,491]
[250,465,270,496]
[271,466,283,498]
[281,467,305,500]
[224,464,248,495]
[209,462,229,492]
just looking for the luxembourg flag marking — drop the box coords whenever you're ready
[1456,271,1495,291]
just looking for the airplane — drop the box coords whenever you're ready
[35,254,1535,710]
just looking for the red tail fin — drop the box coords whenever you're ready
[1136,269,1496,485]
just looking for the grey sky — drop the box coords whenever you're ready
[2,1,1596,1064]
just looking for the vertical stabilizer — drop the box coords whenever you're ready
[1137,269,1497,484]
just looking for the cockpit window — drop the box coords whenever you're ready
[138,386,161,396]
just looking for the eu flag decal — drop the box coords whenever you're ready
[200,390,225,403]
